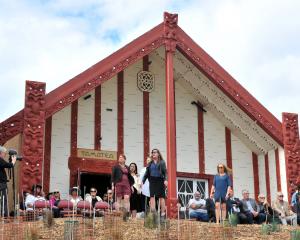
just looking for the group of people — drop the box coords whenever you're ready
[188,163,298,226]
[1,144,300,225]
[111,148,168,220]
[19,148,168,220]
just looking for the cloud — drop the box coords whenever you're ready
[0,0,299,122]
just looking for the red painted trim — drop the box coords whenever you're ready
[198,102,205,174]
[43,117,52,194]
[225,127,233,186]
[94,86,101,150]
[176,28,283,145]
[275,148,282,191]
[264,153,271,203]
[176,172,214,195]
[252,152,260,201]
[117,71,124,156]
[0,110,24,145]
[143,56,150,166]
[165,47,177,201]
[71,100,78,157]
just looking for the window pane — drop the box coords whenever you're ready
[178,180,184,192]
[197,181,206,197]
[186,181,193,193]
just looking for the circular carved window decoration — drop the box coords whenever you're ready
[137,71,155,92]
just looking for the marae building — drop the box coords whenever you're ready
[0,12,299,217]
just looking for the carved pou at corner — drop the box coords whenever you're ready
[163,12,178,53]
[21,81,46,193]
[282,113,300,197]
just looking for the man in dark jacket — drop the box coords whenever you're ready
[0,146,16,216]
[226,189,248,224]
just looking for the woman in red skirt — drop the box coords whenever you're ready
[111,154,134,214]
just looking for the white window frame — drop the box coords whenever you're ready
[176,177,209,208]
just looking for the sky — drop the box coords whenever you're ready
[0,0,299,122]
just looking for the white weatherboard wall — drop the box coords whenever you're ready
[204,111,226,174]
[258,154,267,197]
[77,90,95,149]
[231,134,254,199]
[101,76,117,151]
[279,146,288,201]
[268,149,277,202]
[175,81,198,173]
[149,54,166,163]
[50,105,71,199]
[124,60,144,171]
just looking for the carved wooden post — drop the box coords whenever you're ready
[164,12,178,219]
[282,112,300,201]
[20,81,46,193]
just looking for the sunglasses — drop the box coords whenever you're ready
[278,195,284,197]
[90,190,96,192]
[218,166,224,169]
[53,192,59,194]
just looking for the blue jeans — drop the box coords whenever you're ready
[189,211,209,222]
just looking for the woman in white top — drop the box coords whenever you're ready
[69,187,82,207]
[129,162,141,218]
[139,157,151,213]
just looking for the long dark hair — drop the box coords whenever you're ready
[129,162,138,174]
[151,148,164,161]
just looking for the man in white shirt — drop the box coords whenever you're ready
[188,191,209,222]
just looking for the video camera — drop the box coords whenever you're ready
[8,149,23,162]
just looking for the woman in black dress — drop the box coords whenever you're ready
[142,148,168,219]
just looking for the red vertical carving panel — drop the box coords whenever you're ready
[164,12,178,219]
[70,100,78,187]
[43,117,52,194]
[94,86,101,150]
[252,153,260,201]
[117,71,124,156]
[143,55,150,166]
[21,81,46,193]
[265,153,271,203]
[282,113,300,202]
[275,148,281,191]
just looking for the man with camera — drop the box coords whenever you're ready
[0,146,17,217]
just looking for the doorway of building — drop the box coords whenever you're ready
[80,173,111,200]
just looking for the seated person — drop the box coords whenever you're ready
[226,189,248,224]
[272,192,297,225]
[69,187,82,207]
[257,193,278,223]
[188,191,209,222]
[50,190,61,218]
[25,184,45,211]
[106,189,114,206]
[85,187,102,208]
[240,189,265,224]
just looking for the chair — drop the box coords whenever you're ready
[95,201,109,210]
[34,200,50,209]
[57,200,74,217]
[77,200,93,217]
